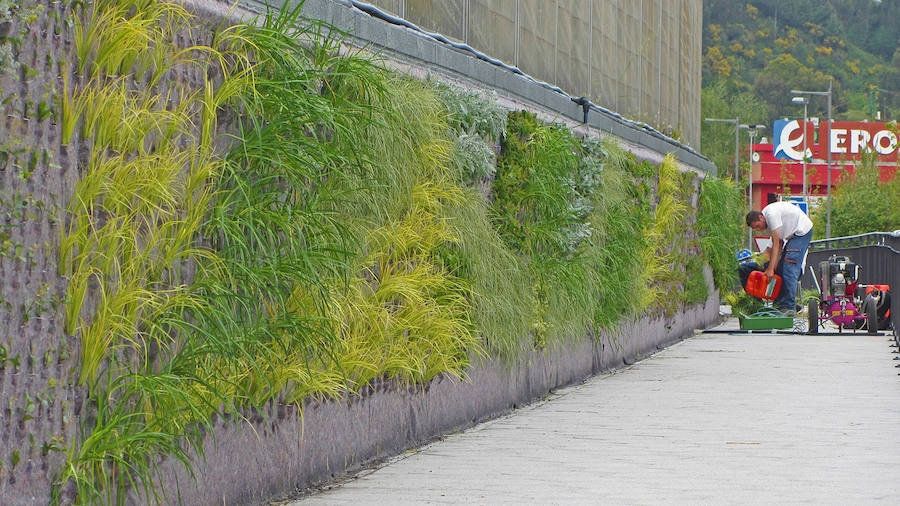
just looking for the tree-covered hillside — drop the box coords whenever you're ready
[701,0,900,180]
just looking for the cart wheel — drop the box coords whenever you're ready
[865,295,878,334]
[807,299,819,335]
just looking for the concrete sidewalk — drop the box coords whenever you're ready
[286,322,900,504]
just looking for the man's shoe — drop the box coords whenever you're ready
[776,305,797,317]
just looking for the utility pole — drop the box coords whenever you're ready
[740,124,766,248]
[791,96,809,204]
[792,83,833,238]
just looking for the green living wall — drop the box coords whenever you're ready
[0,0,741,502]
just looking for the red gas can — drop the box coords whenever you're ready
[745,271,783,300]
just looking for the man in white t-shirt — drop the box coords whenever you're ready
[746,202,814,311]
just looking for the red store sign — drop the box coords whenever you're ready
[774,120,899,162]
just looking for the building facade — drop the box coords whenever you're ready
[749,119,900,213]
[363,0,703,149]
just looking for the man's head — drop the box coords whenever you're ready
[746,210,767,231]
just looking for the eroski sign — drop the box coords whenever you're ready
[774,120,899,162]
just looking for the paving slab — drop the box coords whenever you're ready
[286,322,900,504]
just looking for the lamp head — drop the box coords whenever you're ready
[739,124,767,133]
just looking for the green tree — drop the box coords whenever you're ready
[752,54,834,118]
[700,83,767,182]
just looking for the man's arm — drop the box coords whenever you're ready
[765,229,782,277]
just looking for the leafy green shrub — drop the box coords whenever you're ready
[451,133,497,183]
[431,80,508,141]
[676,170,709,307]
[492,110,584,259]
[578,140,649,327]
[432,81,507,187]
[491,111,607,347]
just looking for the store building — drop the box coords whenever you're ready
[749,120,899,213]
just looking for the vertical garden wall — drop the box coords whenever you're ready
[0,0,743,504]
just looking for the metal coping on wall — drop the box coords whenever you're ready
[232,0,717,176]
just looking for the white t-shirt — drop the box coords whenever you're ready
[762,201,813,240]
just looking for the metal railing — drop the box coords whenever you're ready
[809,231,900,253]
[803,231,900,332]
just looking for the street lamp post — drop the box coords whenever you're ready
[792,82,833,238]
[791,96,809,205]
[740,124,766,248]
[704,117,740,185]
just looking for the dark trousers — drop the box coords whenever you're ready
[773,229,813,310]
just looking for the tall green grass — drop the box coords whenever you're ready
[56,0,253,502]
[307,180,483,389]
[439,187,535,360]
[583,140,651,327]
[204,6,489,398]
[60,3,495,500]
[641,154,690,314]
[698,176,744,291]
